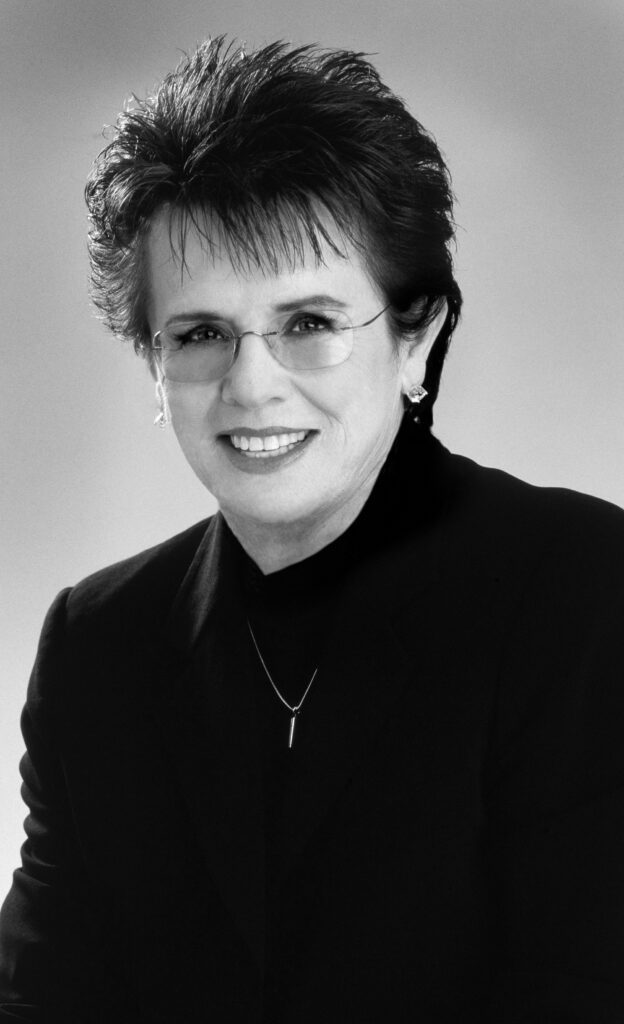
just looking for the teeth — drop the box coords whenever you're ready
[230,431,308,453]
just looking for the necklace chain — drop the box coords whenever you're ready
[247,619,318,748]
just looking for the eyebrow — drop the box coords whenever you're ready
[163,295,349,329]
[273,295,349,313]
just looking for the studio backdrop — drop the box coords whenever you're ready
[1,0,622,886]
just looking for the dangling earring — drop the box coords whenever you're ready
[154,379,171,428]
[406,384,428,404]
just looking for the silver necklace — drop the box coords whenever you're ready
[247,619,318,749]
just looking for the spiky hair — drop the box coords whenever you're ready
[85,37,462,422]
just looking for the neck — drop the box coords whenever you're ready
[222,467,382,574]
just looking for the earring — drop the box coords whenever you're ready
[154,380,171,428]
[406,384,428,404]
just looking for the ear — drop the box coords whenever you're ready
[400,299,448,395]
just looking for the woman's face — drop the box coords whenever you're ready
[146,213,433,536]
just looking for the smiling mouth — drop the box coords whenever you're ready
[226,430,311,458]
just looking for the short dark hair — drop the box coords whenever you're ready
[85,37,462,426]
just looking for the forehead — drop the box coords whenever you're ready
[144,207,381,323]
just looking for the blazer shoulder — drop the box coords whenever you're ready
[438,447,624,580]
[63,516,215,634]
[25,518,218,710]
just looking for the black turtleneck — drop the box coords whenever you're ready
[215,415,448,969]
[237,415,426,715]
[225,416,439,866]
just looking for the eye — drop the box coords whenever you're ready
[286,312,337,336]
[174,323,233,347]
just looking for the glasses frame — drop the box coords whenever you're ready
[151,304,389,382]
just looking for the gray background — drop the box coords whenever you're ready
[1,0,623,887]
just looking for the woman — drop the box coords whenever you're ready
[1,37,623,1023]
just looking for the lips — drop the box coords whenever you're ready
[219,427,316,468]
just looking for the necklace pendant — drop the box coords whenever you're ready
[288,713,297,749]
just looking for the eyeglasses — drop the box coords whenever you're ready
[152,306,388,383]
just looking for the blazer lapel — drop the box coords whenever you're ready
[146,515,267,971]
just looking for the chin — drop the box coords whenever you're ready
[230,495,317,527]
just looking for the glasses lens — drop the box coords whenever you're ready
[269,309,353,370]
[154,324,236,383]
[153,309,355,381]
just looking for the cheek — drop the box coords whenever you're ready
[312,358,402,432]
[168,393,220,465]
[167,384,214,428]
[300,347,399,421]
[347,340,404,397]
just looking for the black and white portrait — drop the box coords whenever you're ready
[1,3,623,1020]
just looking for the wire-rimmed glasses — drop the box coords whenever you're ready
[152,306,388,383]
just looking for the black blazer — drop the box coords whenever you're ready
[2,429,624,1022]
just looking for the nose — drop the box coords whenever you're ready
[220,331,289,409]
